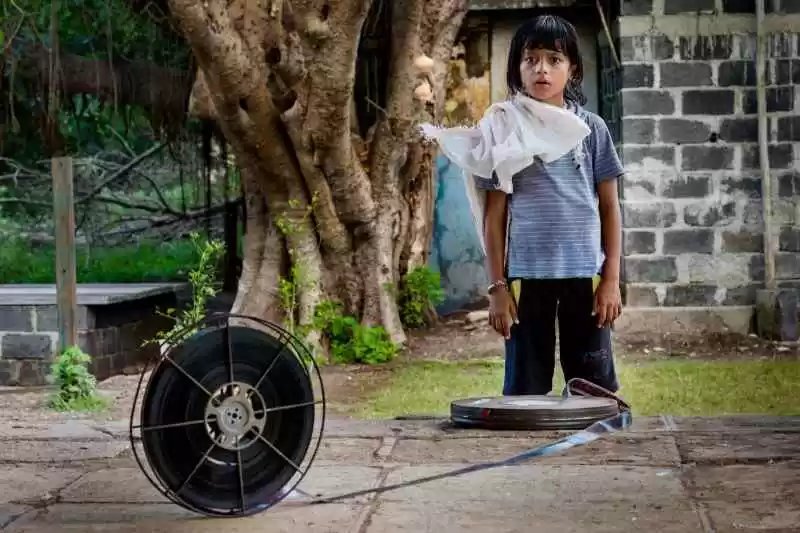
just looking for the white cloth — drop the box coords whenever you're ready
[419,93,591,255]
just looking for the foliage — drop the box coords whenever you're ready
[399,266,445,329]
[146,232,224,347]
[312,300,399,365]
[0,236,198,283]
[46,345,108,412]
[2,0,191,164]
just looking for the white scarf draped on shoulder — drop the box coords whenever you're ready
[419,93,591,255]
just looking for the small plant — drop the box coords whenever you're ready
[399,266,445,329]
[46,346,108,412]
[277,261,309,336]
[313,300,399,365]
[147,232,224,347]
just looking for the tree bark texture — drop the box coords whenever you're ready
[167,0,468,346]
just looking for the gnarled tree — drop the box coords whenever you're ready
[168,0,469,346]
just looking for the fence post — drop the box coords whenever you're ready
[52,156,77,353]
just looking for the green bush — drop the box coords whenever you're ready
[313,300,398,365]
[46,346,108,412]
[399,266,445,329]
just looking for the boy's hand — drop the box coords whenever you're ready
[489,287,518,339]
[593,278,622,328]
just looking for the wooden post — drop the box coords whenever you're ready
[755,0,776,290]
[52,156,77,353]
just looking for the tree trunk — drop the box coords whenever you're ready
[168,0,468,350]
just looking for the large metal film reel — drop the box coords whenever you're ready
[451,394,620,430]
[128,313,326,517]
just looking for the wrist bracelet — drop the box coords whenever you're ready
[487,279,508,294]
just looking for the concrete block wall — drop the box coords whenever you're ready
[0,297,175,386]
[608,0,800,322]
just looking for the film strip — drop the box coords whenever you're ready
[305,378,632,505]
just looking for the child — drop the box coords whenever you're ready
[477,15,625,396]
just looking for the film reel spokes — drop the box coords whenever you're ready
[128,313,326,517]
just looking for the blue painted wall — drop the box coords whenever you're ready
[428,154,489,314]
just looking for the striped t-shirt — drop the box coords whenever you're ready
[475,103,624,280]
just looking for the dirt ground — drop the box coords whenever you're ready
[408,310,800,363]
[1,311,797,428]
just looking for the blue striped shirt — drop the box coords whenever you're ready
[475,104,624,279]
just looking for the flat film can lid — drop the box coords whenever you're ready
[450,395,620,430]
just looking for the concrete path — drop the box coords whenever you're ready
[1,416,799,533]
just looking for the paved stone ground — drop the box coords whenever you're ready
[1,416,799,532]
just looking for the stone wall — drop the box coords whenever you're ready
[607,0,800,327]
[0,291,178,386]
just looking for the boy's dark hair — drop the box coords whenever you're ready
[506,15,587,105]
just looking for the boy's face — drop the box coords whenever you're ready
[520,46,573,105]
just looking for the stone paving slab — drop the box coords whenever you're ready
[0,464,85,504]
[313,437,384,465]
[22,415,770,443]
[7,503,365,533]
[369,464,700,532]
[676,431,800,464]
[0,438,129,464]
[2,416,799,532]
[0,506,30,530]
[0,421,115,441]
[60,467,167,504]
[321,416,670,439]
[685,461,800,533]
[390,434,681,466]
[57,465,384,506]
[672,415,800,433]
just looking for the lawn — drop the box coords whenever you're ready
[353,357,800,419]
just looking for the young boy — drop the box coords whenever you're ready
[480,15,624,395]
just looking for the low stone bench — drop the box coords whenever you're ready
[0,283,188,386]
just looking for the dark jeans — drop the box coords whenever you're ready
[503,277,619,396]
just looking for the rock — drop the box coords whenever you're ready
[466,310,489,323]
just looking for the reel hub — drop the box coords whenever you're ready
[204,382,268,452]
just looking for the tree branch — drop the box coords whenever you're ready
[78,142,166,203]
[15,44,192,121]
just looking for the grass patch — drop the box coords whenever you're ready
[353,360,506,419]
[0,238,198,283]
[49,394,111,413]
[355,358,800,419]
[616,359,800,416]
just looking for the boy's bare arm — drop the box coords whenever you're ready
[597,178,621,283]
[484,190,508,285]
